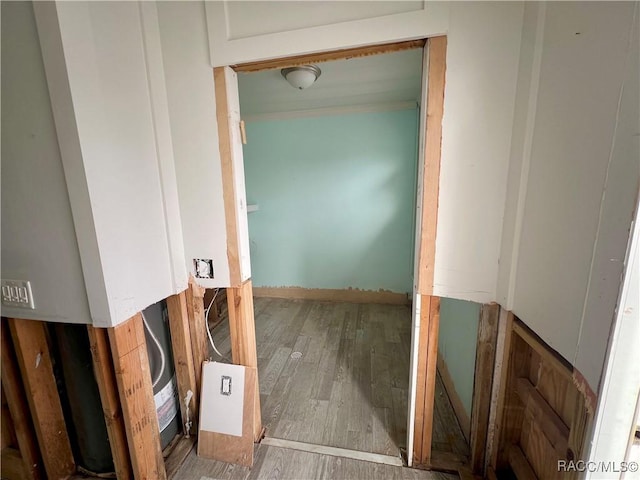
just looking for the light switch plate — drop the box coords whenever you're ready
[1,279,35,309]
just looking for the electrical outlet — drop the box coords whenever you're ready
[193,259,214,279]
[1,279,35,309]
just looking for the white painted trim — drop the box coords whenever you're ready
[138,2,188,294]
[33,2,111,326]
[406,292,421,468]
[242,101,417,123]
[587,194,640,479]
[261,437,404,467]
[205,1,448,67]
[505,3,546,310]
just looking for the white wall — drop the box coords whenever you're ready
[498,2,639,389]
[432,2,523,303]
[1,1,92,324]
[156,1,231,289]
[206,1,525,304]
[33,2,188,326]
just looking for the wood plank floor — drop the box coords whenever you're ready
[172,443,458,480]
[206,298,469,460]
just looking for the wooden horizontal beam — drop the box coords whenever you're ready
[515,378,569,457]
[512,321,572,382]
[232,39,426,73]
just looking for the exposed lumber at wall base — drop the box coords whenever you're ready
[167,291,198,436]
[469,303,500,474]
[8,318,75,479]
[413,295,441,466]
[413,295,430,464]
[227,279,262,441]
[487,311,514,470]
[508,444,538,480]
[86,326,132,480]
[422,296,441,464]
[186,277,208,394]
[417,35,447,295]
[108,314,167,480]
[1,320,42,480]
[489,315,596,479]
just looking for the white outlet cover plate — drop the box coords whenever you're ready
[200,362,245,437]
[1,279,35,309]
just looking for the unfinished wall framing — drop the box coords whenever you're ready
[0,281,208,480]
[488,315,595,480]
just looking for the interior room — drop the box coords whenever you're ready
[1,2,639,480]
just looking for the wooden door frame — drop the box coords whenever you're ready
[214,36,448,466]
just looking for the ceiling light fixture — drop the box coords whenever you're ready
[281,65,321,90]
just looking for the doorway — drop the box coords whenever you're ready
[215,37,454,468]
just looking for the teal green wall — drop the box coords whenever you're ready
[243,108,418,293]
[438,298,481,421]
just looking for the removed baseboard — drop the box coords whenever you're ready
[437,354,471,442]
[252,286,411,305]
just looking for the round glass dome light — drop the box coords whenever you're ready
[281,65,322,90]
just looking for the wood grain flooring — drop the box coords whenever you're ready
[173,443,458,480]
[206,299,468,459]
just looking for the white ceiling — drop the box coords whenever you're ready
[238,48,423,118]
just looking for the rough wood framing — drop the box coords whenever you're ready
[86,326,132,480]
[469,303,500,474]
[1,447,28,480]
[167,291,199,436]
[0,321,42,480]
[214,66,242,286]
[108,313,166,480]
[409,35,448,468]
[417,35,447,295]
[413,296,431,463]
[489,315,595,478]
[227,279,262,441]
[186,277,208,394]
[232,39,426,73]
[488,311,515,469]
[7,318,75,479]
[413,295,441,466]
[508,444,537,480]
